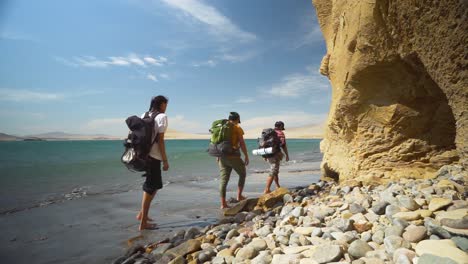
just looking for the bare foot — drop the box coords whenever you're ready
[139,222,158,231]
[263,189,271,194]
[237,195,246,202]
[136,211,154,222]
[220,204,230,209]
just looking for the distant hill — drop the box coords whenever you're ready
[244,123,325,139]
[0,133,22,141]
[25,132,121,140]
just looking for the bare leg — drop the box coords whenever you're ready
[220,197,229,209]
[237,185,246,201]
[274,175,280,188]
[264,176,274,194]
[139,191,157,230]
[136,211,154,222]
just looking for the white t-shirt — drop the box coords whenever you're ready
[141,112,168,160]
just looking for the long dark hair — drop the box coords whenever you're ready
[149,95,168,112]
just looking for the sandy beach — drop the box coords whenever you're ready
[0,161,321,264]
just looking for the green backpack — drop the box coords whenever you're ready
[207,119,234,157]
[210,119,233,144]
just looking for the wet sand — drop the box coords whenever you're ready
[0,162,321,264]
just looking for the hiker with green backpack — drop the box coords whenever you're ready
[208,112,249,209]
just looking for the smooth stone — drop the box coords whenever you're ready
[385,205,401,218]
[415,239,468,264]
[217,248,234,257]
[255,225,273,238]
[441,217,468,229]
[451,236,468,252]
[435,209,468,222]
[402,225,427,243]
[235,246,258,261]
[371,201,389,215]
[248,238,268,252]
[392,248,416,263]
[282,245,315,255]
[283,194,293,204]
[398,196,420,211]
[295,227,316,236]
[312,228,323,237]
[416,209,433,218]
[361,231,372,242]
[291,207,305,218]
[418,254,458,264]
[348,240,373,258]
[212,256,230,264]
[392,211,421,221]
[350,203,366,214]
[366,249,391,261]
[280,205,294,217]
[165,239,201,259]
[226,229,239,240]
[299,259,319,264]
[385,225,404,237]
[251,251,273,264]
[428,198,453,212]
[271,254,303,264]
[442,226,468,236]
[384,235,410,255]
[167,256,184,264]
[311,245,343,264]
[372,230,385,244]
[353,221,373,233]
[425,218,452,239]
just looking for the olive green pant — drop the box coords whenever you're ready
[218,156,246,198]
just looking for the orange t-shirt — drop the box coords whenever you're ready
[231,124,244,150]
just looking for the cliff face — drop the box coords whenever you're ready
[312,0,467,183]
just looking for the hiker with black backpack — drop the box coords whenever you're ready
[126,95,169,230]
[262,121,289,194]
[208,112,249,209]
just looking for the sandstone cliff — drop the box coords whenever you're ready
[312,0,467,183]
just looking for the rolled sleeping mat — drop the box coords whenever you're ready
[252,147,274,156]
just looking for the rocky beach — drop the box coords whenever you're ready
[112,164,467,264]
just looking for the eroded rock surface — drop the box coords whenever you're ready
[312,0,467,183]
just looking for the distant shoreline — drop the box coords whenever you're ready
[0,137,323,142]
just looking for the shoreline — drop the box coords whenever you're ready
[112,164,467,264]
[0,161,322,264]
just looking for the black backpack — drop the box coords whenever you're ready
[258,128,281,158]
[121,111,160,172]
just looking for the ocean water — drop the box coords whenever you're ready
[0,139,322,214]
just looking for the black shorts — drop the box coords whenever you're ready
[142,157,163,194]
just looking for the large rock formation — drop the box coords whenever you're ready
[312,0,467,183]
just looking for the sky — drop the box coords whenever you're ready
[0,0,331,136]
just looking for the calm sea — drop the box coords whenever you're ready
[0,139,322,214]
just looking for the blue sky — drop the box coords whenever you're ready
[0,0,330,136]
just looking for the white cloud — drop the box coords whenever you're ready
[267,66,330,98]
[161,0,257,43]
[0,89,64,102]
[217,50,258,63]
[127,53,146,66]
[235,97,255,104]
[143,56,168,66]
[109,56,131,66]
[241,112,328,131]
[57,54,168,68]
[147,74,158,82]
[74,56,109,68]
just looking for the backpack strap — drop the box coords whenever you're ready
[147,111,161,145]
